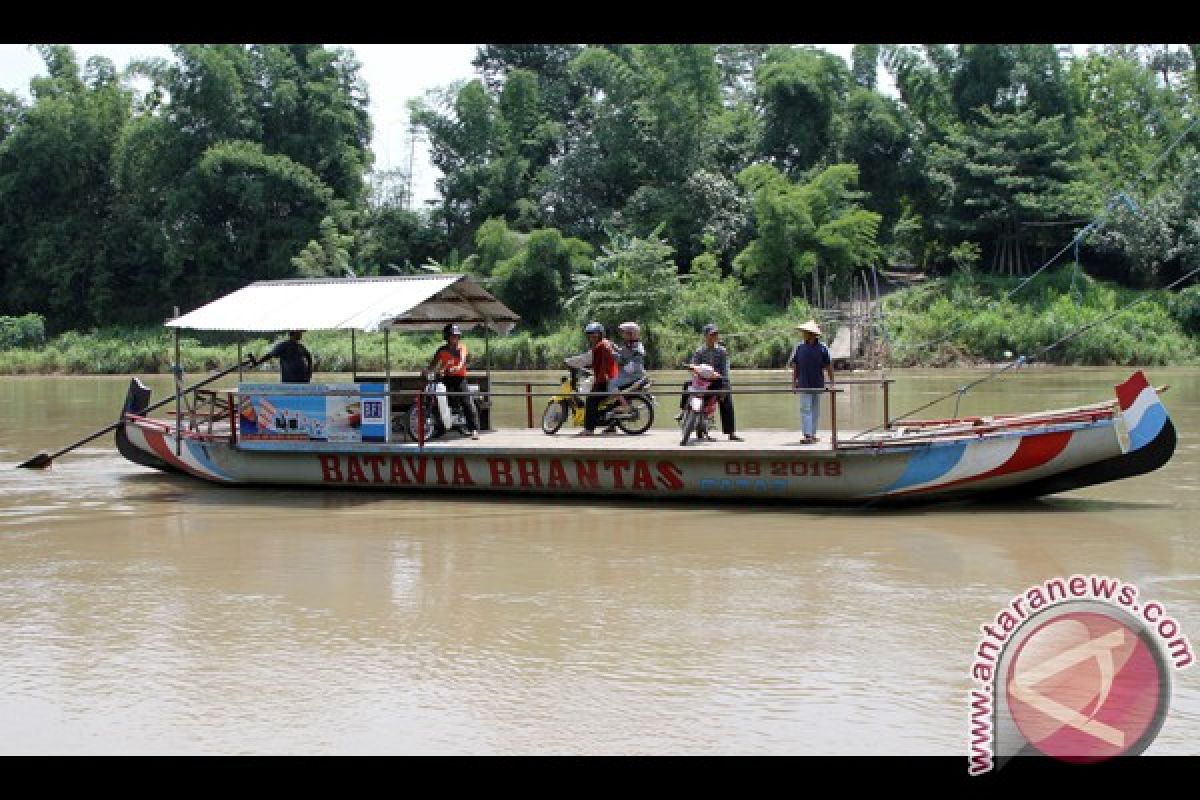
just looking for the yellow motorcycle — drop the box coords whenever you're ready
[541,357,655,435]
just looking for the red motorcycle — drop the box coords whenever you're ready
[679,363,721,446]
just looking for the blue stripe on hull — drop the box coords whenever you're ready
[1129,403,1166,451]
[879,441,968,494]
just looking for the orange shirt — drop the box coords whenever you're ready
[432,342,469,377]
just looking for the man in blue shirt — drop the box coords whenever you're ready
[786,320,834,443]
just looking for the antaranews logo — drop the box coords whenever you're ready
[967,575,1193,775]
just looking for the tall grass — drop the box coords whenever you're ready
[882,266,1198,366]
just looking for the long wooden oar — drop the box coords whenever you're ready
[16,358,253,469]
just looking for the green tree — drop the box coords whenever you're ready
[293,212,356,277]
[1090,153,1200,287]
[473,216,524,276]
[926,107,1081,270]
[838,87,917,236]
[734,163,882,307]
[492,225,592,329]
[0,89,24,143]
[715,44,772,105]
[850,44,880,90]
[0,46,131,329]
[756,46,852,176]
[570,225,680,330]
[116,45,371,312]
[473,44,584,125]
[1067,47,1193,204]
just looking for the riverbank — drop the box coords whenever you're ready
[2,270,1196,374]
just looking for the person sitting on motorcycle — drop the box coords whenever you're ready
[427,323,480,439]
[576,321,618,437]
[600,321,646,432]
[613,322,647,394]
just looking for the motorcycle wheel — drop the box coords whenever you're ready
[541,400,569,435]
[408,402,442,441]
[680,408,698,446]
[615,395,654,435]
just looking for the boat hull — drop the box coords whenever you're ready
[116,419,1171,507]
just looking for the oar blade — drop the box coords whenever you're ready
[17,451,53,469]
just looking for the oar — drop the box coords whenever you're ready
[16,357,254,469]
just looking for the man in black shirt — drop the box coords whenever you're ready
[253,330,314,383]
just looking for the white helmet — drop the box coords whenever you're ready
[618,321,640,337]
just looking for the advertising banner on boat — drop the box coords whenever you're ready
[237,383,388,445]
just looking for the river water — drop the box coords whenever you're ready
[0,367,1196,755]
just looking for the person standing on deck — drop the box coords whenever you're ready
[428,323,480,440]
[677,323,743,442]
[786,320,834,444]
[575,321,618,437]
[252,330,313,383]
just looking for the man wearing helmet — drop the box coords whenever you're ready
[601,321,647,431]
[576,321,618,436]
[427,323,480,439]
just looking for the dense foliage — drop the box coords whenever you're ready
[1,43,1197,369]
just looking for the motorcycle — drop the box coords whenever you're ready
[679,363,722,446]
[408,367,480,441]
[541,354,655,435]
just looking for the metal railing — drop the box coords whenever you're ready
[172,375,898,453]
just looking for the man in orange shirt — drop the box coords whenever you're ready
[576,321,618,437]
[427,323,480,439]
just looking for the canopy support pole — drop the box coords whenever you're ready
[237,339,244,383]
[174,327,182,456]
[351,330,357,380]
[484,322,492,382]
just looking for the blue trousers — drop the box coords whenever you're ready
[799,391,820,437]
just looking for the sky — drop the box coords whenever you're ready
[1,43,862,206]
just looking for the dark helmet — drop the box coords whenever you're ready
[443,323,462,339]
[584,321,605,337]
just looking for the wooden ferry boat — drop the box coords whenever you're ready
[105,275,1176,505]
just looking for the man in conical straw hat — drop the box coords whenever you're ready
[785,319,834,444]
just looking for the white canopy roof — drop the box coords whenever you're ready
[166,274,520,334]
